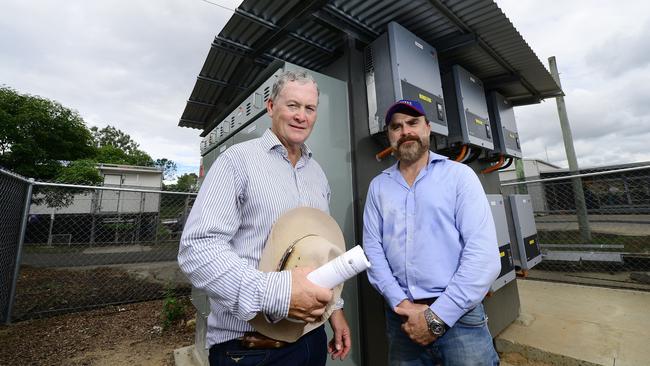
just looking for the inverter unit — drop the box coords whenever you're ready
[486,194,516,292]
[506,194,542,270]
[488,91,521,158]
[442,65,493,150]
[364,21,447,136]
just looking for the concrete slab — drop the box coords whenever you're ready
[174,345,206,366]
[496,279,650,366]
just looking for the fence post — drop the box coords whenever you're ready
[5,178,34,324]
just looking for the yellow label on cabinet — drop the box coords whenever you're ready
[500,251,505,257]
[529,239,536,245]
[475,118,484,125]
[419,93,432,103]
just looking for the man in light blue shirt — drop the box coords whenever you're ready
[363,99,500,365]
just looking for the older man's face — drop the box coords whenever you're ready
[267,80,319,150]
[387,112,430,163]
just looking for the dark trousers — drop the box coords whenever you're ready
[209,325,327,366]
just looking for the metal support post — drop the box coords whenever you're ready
[548,56,592,242]
[6,178,34,324]
[515,158,528,194]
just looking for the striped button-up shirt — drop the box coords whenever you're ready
[178,128,331,347]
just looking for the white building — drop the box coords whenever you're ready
[28,164,163,245]
[30,164,163,215]
[499,159,561,213]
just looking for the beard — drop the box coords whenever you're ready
[392,134,429,163]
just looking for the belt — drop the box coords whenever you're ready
[240,332,288,349]
[413,297,438,306]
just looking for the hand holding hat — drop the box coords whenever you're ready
[250,207,364,342]
[288,266,332,323]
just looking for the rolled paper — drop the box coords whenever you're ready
[307,245,371,289]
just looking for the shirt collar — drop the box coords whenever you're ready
[383,150,448,176]
[260,128,313,159]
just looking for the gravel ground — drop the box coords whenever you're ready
[0,298,195,365]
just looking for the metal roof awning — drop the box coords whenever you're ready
[179,0,562,133]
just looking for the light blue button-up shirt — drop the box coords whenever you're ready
[363,151,500,327]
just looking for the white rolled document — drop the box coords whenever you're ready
[307,245,371,289]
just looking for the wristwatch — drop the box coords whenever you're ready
[424,308,447,337]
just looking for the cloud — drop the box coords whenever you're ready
[0,0,243,175]
[497,0,650,169]
[2,0,649,175]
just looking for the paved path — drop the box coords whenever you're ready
[496,279,650,366]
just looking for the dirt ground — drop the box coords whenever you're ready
[0,298,195,366]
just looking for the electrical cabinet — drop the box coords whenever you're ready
[442,65,493,150]
[487,91,521,158]
[233,114,272,144]
[486,194,516,292]
[364,21,447,136]
[506,194,542,270]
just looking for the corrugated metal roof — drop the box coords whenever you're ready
[179,0,562,132]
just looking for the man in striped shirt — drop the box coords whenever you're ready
[179,70,351,365]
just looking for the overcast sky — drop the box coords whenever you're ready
[2,1,649,175]
[496,0,650,168]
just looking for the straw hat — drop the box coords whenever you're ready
[249,207,346,342]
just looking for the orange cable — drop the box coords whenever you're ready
[481,155,505,174]
[454,145,468,162]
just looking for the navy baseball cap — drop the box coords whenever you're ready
[385,99,427,125]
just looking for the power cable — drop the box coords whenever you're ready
[199,0,236,12]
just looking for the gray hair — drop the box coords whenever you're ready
[269,70,320,101]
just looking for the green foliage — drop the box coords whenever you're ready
[165,173,198,192]
[0,86,95,180]
[35,159,104,207]
[93,139,154,167]
[55,159,103,186]
[157,223,172,239]
[1,86,176,207]
[90,125,156,167]
[161,287,186,330]
[154,158,177,181]
[90,125,140,154]
[94,145,131,165]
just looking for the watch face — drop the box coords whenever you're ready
[430,322,445,336]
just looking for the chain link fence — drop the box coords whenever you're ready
[1,167,196,322]
[5,163,649,322]
[0,169,31,323]
[501,165,650,291]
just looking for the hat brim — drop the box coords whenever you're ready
[249,207,346,342]
[385,102,425,125]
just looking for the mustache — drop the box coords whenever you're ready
[397,135,421,147]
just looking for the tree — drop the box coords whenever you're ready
[40,159,103,207]
[90,125,140,155]
[90,125,155,167]
[175,173,198,192]
[155,158,177,181]
[0,86,95,180]
[94,145,131,165]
